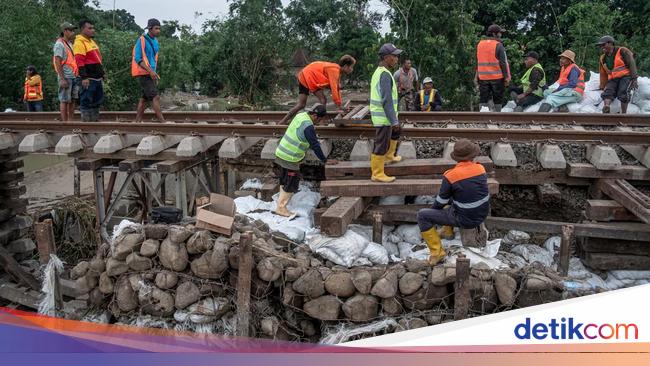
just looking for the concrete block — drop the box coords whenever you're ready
[0,133,17,150]
[306,139,332,163]
[349,139,372,161]
[137,135,184,156]
[176,136,225,157]
[620,145,650,168]
[396,140,417,160]
[490,143,517,167]
[261,138,279,160]
[536,143,566,169]
[587,145,621,170]
[18,133,51,152]
[442,141,455,160]
[218,137,262,159]
[55,134,84,154]
[6,238,36,254]
[94,134,144,154]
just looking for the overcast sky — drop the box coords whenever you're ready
[93,0,389,33]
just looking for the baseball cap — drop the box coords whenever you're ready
[596,35,615,46]
[306,103,327,117]
[147,18,161,29]
[525,51,539,60]
[487,24,506,34]
[379,43,403,57]
[60,22,76,31]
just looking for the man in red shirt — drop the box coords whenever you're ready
[279,55,356,125]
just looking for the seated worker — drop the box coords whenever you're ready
[279,55,356,125]
[538,50,584,112]
[416,139,490,265]
[274,103,338,217]
[509,51,546,112]
[418,77,442,111]
[597,36,638,114]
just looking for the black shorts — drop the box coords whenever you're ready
[277,165,301,193]
[138,75,159,101]
[298,81,310,95]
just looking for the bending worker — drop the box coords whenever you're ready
[538,50,584,112]
[418,77,442,111]
[274,104,338,217]
[369,43,403,183]
[597,36,638,114]
[416,139,490,265]
[279,55,356,125]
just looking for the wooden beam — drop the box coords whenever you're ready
[320,178,499,197]
[0,184,26,198]
[35,219,57,265]
[0,246,40,291]
[585,200,639,222]
[72,147,197,161]
[494,168,588,186]
[75,158,111,171]
[118,159,148,172]
[567,162,650,180]
[236,232,253,337]
[325,157,494,179]
[559,225,573,276]
[579,237,650,256]
[0,159,24,170]
[0,278,40,309]
[582,252,650,271]
[320,197,367,237]
[454,254,470,320]
[155,160,193,174]
[0,171,24,183]
[597,179,650,224]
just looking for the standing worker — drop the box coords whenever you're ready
[23,66,43,112]
[418,77,442,111]
[53,22,79,121]
[133,19,165,122]
[73,19,105,122]
[508,51,546,112]
[475,24,510,112]
[597,36,639,114]
[369,43,403,183]
[274,104,338,217]
[279,55,356,125]
[416,139,490,265]
[393,58,418,111]
[538,50,584,112]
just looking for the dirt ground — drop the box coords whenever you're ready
[24,157,94,210]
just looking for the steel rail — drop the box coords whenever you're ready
[1,111,649,126]
[1,121,648,144]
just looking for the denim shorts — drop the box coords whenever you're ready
[58,77,80,103]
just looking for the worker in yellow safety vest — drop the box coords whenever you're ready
[418,77,442,111]
[23,66,43,112]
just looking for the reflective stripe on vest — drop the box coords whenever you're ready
[476,39,503,80]
[558,63,585,96]
[520,63,546,98]
[369,66,398,127]
[419,89,436,111]
[453,194,490,209]
[610,48,630,80]
[24,77,43,101]
[52,38,79,77]
[275,112,312,163]
[131,35,158,77]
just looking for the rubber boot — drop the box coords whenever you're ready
[370,154,395,183]
[384,139,402,163]
[621,102,628,114]
[439,225,455,240]
[494,104,502,112]
[538,103,553,112]
[421,227,446,266]
[514,105,524,112]
[273,187,295,217]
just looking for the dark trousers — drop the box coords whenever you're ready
[80,79,104,111]
[276,165,301,193]
[25,101,43,112]
[508,86,543,108]
[417,207,459,232]
[373,125,401,155]
[478,79,505,105]
[602,76,632,103]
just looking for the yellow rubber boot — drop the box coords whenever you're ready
[274,187,296,217]
[439,225,455,240]
[370,154,396,183]
[384,139,402,163]
[421,227,446,266]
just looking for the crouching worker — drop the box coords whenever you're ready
[274,103,338,217]
[416,139,490,265]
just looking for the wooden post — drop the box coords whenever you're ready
[35,219,57,265]
[236,231,253,337]
[454,253,470,320]
[73,158,80,197]
[559,225,574,276]
[372,212,383,244]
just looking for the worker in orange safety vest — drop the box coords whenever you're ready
[24,66,43,112]
[133,18,164,122]
[538,50,585,113]
[596,36,639,114]
[53,22,79,121]
[475,24,510,112]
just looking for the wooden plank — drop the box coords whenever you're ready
[579,237,650,256]
[71,147,197,161]
[236,232,253,337]
[320,178,499,197]
[0,246,40,291]
[75,158,111,171]
[494,168,589,186]
[320,197,366,237]
[567,162,650,180]
[325,157,494,179]
[0,279,40,309]
[155,160,193,174]
[0,171,24,183]
[582,252,650,271]
[119,159,147,172]
[0,184,26,198]
[585,200,640,222]
[0,159,24,170]
[1,198,29,210]
[454,254,470,320]
[597,179,650,224]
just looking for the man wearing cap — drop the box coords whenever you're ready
[508,51,546,112]
[416,139,490,266]
[279,55,357,125]
[73,19,105,122]
[596,36,638,114]
[133,19,165,122]
[369,43,403,183]
[538,50,584,112]
[393,58,419,111]
[274,104,338,217]
[418,77,442,112]
[53,22,79,121]
[475,24,510,112]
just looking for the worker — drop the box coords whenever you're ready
[418,77,442,111]
[278,55,356,125]
[538,50,584,112]
[23,66,43,112]
[53,22,79,121]
[369,43,403,183]
[133,18,165,122]
[475,24,510,112]
[509,51,546,112]
[597,36,639,114]
[416,139,489,265]
[393,58,419,111]
[74,19,105,122]
[274,104,338,217]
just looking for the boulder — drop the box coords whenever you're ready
[425,313,442,325]
[469,278,498,313]
[115,277,138,312]
[324,272,356,298]
[190,248,229,279]
[350,269,372,295]
[285,267,303,282]
[430,265,456,286]
[144,224,168,240]
[187,230,214,254]
[342,294,379,322]
[381,297,403,316]
[98,272,114,294]
[155,271,178,289]
[141,288,175,317]
[370,272,398,299]
[303,295,340,321]
[113,232,145,260]
[228,246,239,269]
[404,259,431,273]
[398,318,428,330]
[525,274,556,291]
[74,274,98,294]
[126,252,153,271]
[128,274,144,291]
[159,238,189,272]
[503,230,530,245]
[70,261,90,280]
[402,283,448,311]
[257,257,283,282]
[494,272,517,306]
[293,269,325,298]
[282,286,303,308]
[140,239,160,257]
[106,258,129,277]
[187,297,231,318]
[88,257,106,276]
[300,320,317,337]
[168,225,193,243]
[260,316,280,337]
[399,272,423,296]
[175,281,201,309]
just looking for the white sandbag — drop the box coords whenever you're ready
[544,236,561,255]
[511,244,554,267]
[361,242,389,265]
[240,178,263,190]
[397,242,415,259]
[626,103,641,114]
[580,90,602,107]
[579,104,600,113]
[414,196,435,205]
[524,101,543,112]
[502,230,530,245]
[609,270,650,281]
[347,224,392,246]
[566,103,582,112]
[635,99,650,112]
[394,224,422,245]
[352,257,373,267]
[501,101,516,113]
[307,230,369,267]
[379,196,405,205]
[604,275,634,290]
[446,239,506,270]
[636,76,650,99]
[383,241,399,258]
[480,106,490,112]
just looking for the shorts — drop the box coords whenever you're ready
[58,77,80,103]
[138,75,159,101]
[601,76,632,103]
[26,101,43,112]
[298,81,310,96]
[277,165,301,193]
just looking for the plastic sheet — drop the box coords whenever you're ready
[307,230,369,267]
[321,318,399,344]
[38,254,64,316]
[240,178,264,190]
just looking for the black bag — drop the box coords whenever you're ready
[151,207,182,224]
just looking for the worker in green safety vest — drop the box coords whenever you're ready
[369,43,403,183]
[274,103,338,217]
[508,51,546,112]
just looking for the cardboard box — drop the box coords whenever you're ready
[195,193,236,236]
